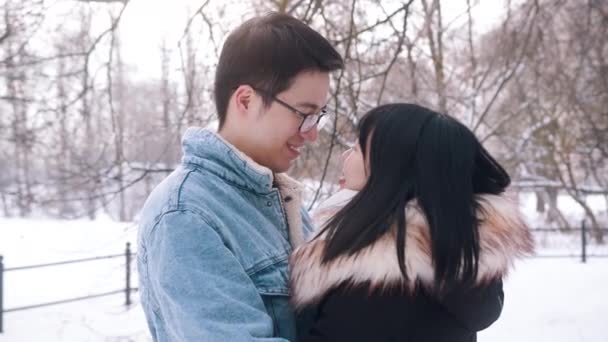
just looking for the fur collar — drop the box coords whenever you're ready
[275,173,306,248]
[289,194,534,309]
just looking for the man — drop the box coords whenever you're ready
[137,12,344,341]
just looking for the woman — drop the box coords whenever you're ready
[290,103,534,342]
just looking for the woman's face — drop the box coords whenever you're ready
[339,140,368,191]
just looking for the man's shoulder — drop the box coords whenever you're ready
[139,166,211,222]
[141,164,248,220]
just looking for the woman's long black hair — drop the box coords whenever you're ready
[318,103,510,291]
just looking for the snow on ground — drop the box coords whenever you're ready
[0,191,607,341]
[479,258,608,342]
[0,216,149,341]
[3,295,149,342]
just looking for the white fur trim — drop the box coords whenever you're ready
[289,194,534,309]
[275,173,306,248]
[310,189,357,230]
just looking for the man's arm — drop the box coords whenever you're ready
[146,209,289,341]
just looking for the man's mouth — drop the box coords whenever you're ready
[287,143,302,157]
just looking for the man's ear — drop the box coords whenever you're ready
[232,85,255,115]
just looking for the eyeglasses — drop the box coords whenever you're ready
[253,87,328,133]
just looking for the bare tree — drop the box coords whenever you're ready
[0,0,604,228]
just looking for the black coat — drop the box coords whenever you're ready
[290,194,533,342]
[296,279,504,342]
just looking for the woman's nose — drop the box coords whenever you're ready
[340,149,352,164]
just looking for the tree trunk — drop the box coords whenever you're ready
[535,190,546,213]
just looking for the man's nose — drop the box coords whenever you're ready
[300,126,318,142]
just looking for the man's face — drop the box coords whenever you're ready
[246,70,330,173]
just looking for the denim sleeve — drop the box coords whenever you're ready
[147,210,290,342]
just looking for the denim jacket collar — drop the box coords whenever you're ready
[182,127,275,193]
[181,127,307,247]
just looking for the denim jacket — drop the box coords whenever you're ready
[137,128,314,341]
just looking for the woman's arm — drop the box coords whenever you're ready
[439,278,505,332]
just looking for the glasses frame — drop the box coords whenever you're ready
[252,87,327,133]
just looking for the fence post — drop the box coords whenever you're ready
[1,255,4,333]
[125,242,132,306]
[581,220,587,263]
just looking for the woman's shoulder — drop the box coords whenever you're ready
[290,193,533,310]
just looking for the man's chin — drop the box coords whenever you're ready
[269,160,293,174]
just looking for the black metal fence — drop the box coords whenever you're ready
[531,221,608,262]
[0,242,136,333]
[0,223,606,334]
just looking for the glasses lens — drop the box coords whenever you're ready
[317,115,329,130]
[300,115,317,132]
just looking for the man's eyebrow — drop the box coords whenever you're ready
[295,101,329,110]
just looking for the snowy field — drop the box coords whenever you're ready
[479,258,608,342]
[0,216,148,341]
[0,194,607,341]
